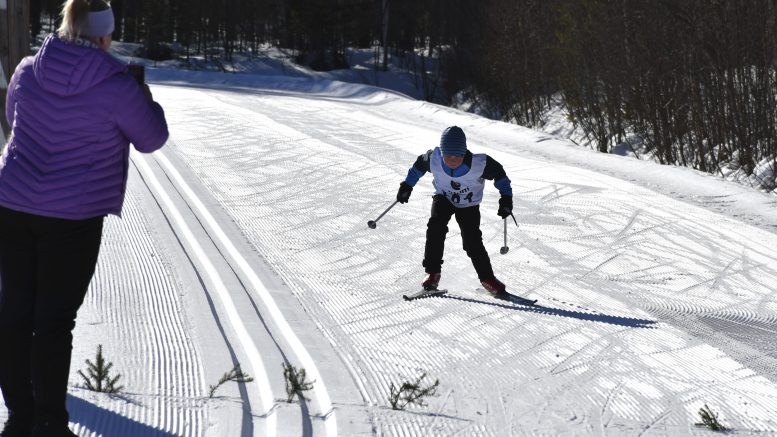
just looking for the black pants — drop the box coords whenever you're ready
[0,206,103,429]
[423,195,494,280]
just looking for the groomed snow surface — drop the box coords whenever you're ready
[2,67,777,436]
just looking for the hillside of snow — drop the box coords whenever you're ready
[2,55,777,436]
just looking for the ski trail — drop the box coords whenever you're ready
[613,209,641,240]
[152,151,337,436]
[148,83,777,435]
[132,153,277,437]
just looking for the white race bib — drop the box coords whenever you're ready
[430,148,486,207]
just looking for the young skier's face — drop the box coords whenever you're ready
[443,155,464,169]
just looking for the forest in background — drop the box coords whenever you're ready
[28,0,777,188]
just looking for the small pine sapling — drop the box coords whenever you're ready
[283,363,315,403]
[695,403,727,431]
[208,364,254,398]
[78,344,124,394]
[388,372,439,410]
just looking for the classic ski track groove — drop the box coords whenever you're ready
[71,184,206,436]
[146,84,777,435]
[151,151,337,435]
[132,154,279,436]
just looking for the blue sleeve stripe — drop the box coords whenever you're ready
[494,176,512,196]
[404,166,425,187]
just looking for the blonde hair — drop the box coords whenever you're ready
[57,0,111,41]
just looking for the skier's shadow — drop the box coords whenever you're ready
[439,294,656,328]
[66,394,179,436]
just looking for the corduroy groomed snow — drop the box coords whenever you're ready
[439,126,467,156]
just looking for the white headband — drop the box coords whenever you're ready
[84,8,114,38]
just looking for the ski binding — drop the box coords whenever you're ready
[478,288,537,306]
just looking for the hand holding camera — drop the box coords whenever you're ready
[127,63,145,85]
[128,63,154,101]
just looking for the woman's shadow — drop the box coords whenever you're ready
[67,394,180,436]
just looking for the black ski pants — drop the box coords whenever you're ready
[422,195,494,281]
[0,206,103,430]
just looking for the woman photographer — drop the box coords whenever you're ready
[0,0,168,435]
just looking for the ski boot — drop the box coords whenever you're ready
[480,277,506,295]
[422,272,441,291]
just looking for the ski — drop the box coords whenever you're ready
[403,288,448,301]
[478,288,537,306]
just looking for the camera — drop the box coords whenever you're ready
[127,63,145,85]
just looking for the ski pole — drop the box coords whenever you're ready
[367,200,398,229]
[500,218,509,254]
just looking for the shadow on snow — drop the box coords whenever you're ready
[67,394,179,437]
[438,294,657,329]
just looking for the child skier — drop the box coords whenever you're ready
[397,126,513,295]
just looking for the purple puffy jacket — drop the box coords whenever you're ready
[0,34,168,219]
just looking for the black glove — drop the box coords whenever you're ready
[397,182,413,204]
[497,196,513,218]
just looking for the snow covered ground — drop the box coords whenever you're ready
[3,56,777,436]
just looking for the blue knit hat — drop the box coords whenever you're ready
[440,126,467,156]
